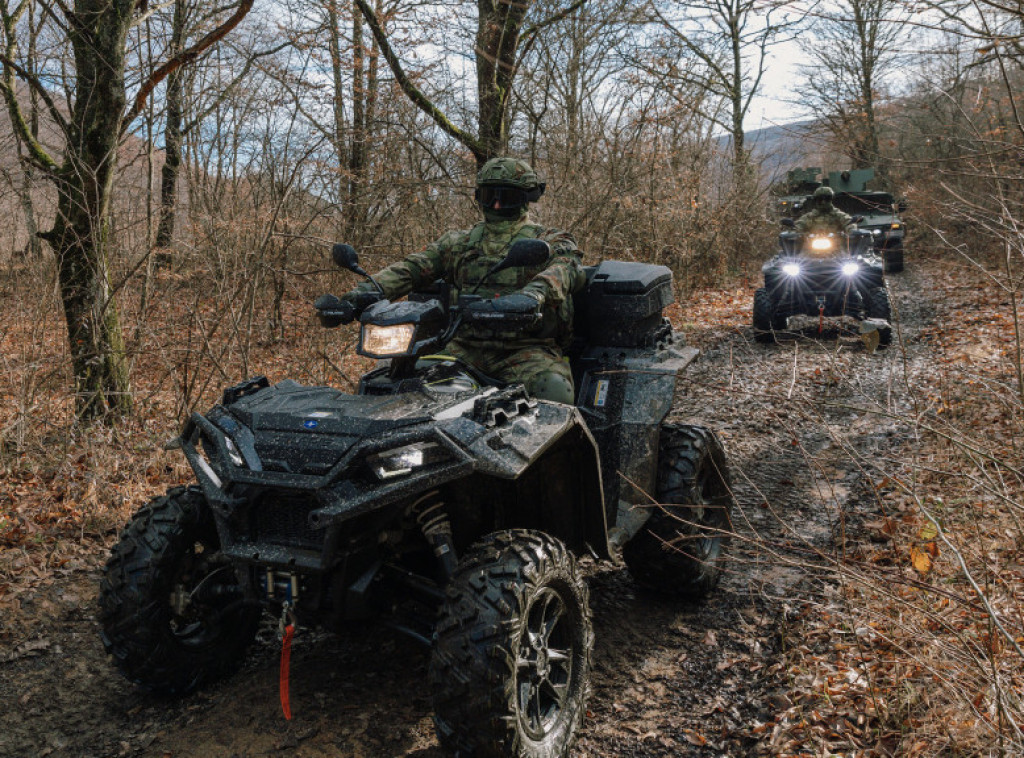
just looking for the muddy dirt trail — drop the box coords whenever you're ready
[0,267,937,758]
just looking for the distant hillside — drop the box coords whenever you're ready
[716,119,838,183]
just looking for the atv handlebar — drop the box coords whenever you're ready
[314,294,356,328]
[458,293,543,330]
[461,307,543,330]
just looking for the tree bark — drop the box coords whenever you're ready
[155,0,188,259]
[357,0,586,165]
[0,0,253,420]
[38,0,135,418]
[345,0,367,239]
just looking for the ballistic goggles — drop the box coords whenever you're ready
[474,183,545,209]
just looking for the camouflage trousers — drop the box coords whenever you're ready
[446,340,575,404]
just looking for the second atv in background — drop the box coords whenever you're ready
[754,193,893,345]
[778,167,907,273]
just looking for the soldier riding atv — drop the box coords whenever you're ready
[99,159,735,758]
[754,187,893,345]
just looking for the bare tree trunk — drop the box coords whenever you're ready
[328,0,348,224]
[16,142,41,258]
[475,0,528,160]
[0,0,253,420]
[155,0,188,262]
[853,0,882,173]
[4,0,42,258]
[30,0,131,418]
[345,0,367,239]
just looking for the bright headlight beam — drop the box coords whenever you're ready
[782,263,801,277]
[842,262,860,276]
[810,238,833,251]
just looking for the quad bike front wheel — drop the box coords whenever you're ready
[753,287,785,343]
[623,424,734,600]
[430,529,593,758]
[99,486,260,696]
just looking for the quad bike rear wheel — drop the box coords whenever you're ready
[430,529,593,758]
[622,424,733,600]
[99,486,260,696]
[867,286,893,345]
[884,247,904,273]
[753,287,785,343]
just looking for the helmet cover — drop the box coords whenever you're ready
[476,157,542,189]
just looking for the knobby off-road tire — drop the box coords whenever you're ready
[99,486,260,696]
[867,286,893,345]
[753,287,785,343]
[884,248,904,273]
[622,424,734,600]
[430,530,593,758]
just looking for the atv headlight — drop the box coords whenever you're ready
[841,262,860,276]
[362,323,415,357]
[782,262,802,277]
[810,237,833,252]
[367,442,446,480]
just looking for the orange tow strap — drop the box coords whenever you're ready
[280,623,295,720]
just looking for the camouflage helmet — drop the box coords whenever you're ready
[813,186,835,201]
[474,157,546,219]
[476,157,544,191]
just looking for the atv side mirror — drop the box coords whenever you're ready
[897,199,908,213]
[332,243,365,274]
[780,218,796,229]
[332,242,384,295]
[471,239,552,294]
[500,238,551,272]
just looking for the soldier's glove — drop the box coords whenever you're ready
[341,289,384,315]
[314,294,356,328]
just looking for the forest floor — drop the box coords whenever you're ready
[1,251,1021,757]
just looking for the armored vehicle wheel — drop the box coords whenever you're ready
[884,248,904,273]
[753,287,784,342]
[867,286,893,345]
[623,425,733,600]
[430,530,593,758]
[99,486,259,696]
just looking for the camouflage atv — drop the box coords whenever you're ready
[99,240,735,758]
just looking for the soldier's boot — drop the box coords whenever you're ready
[526,370,575,404]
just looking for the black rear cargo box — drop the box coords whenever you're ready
[575,261,674,347]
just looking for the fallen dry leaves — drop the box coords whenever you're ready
[2,252,1023,755]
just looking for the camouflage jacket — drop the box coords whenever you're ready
[795,207,854,234]
[352,215,585,350]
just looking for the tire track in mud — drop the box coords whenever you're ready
[578,267,936,756]
[0,269,937,758]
